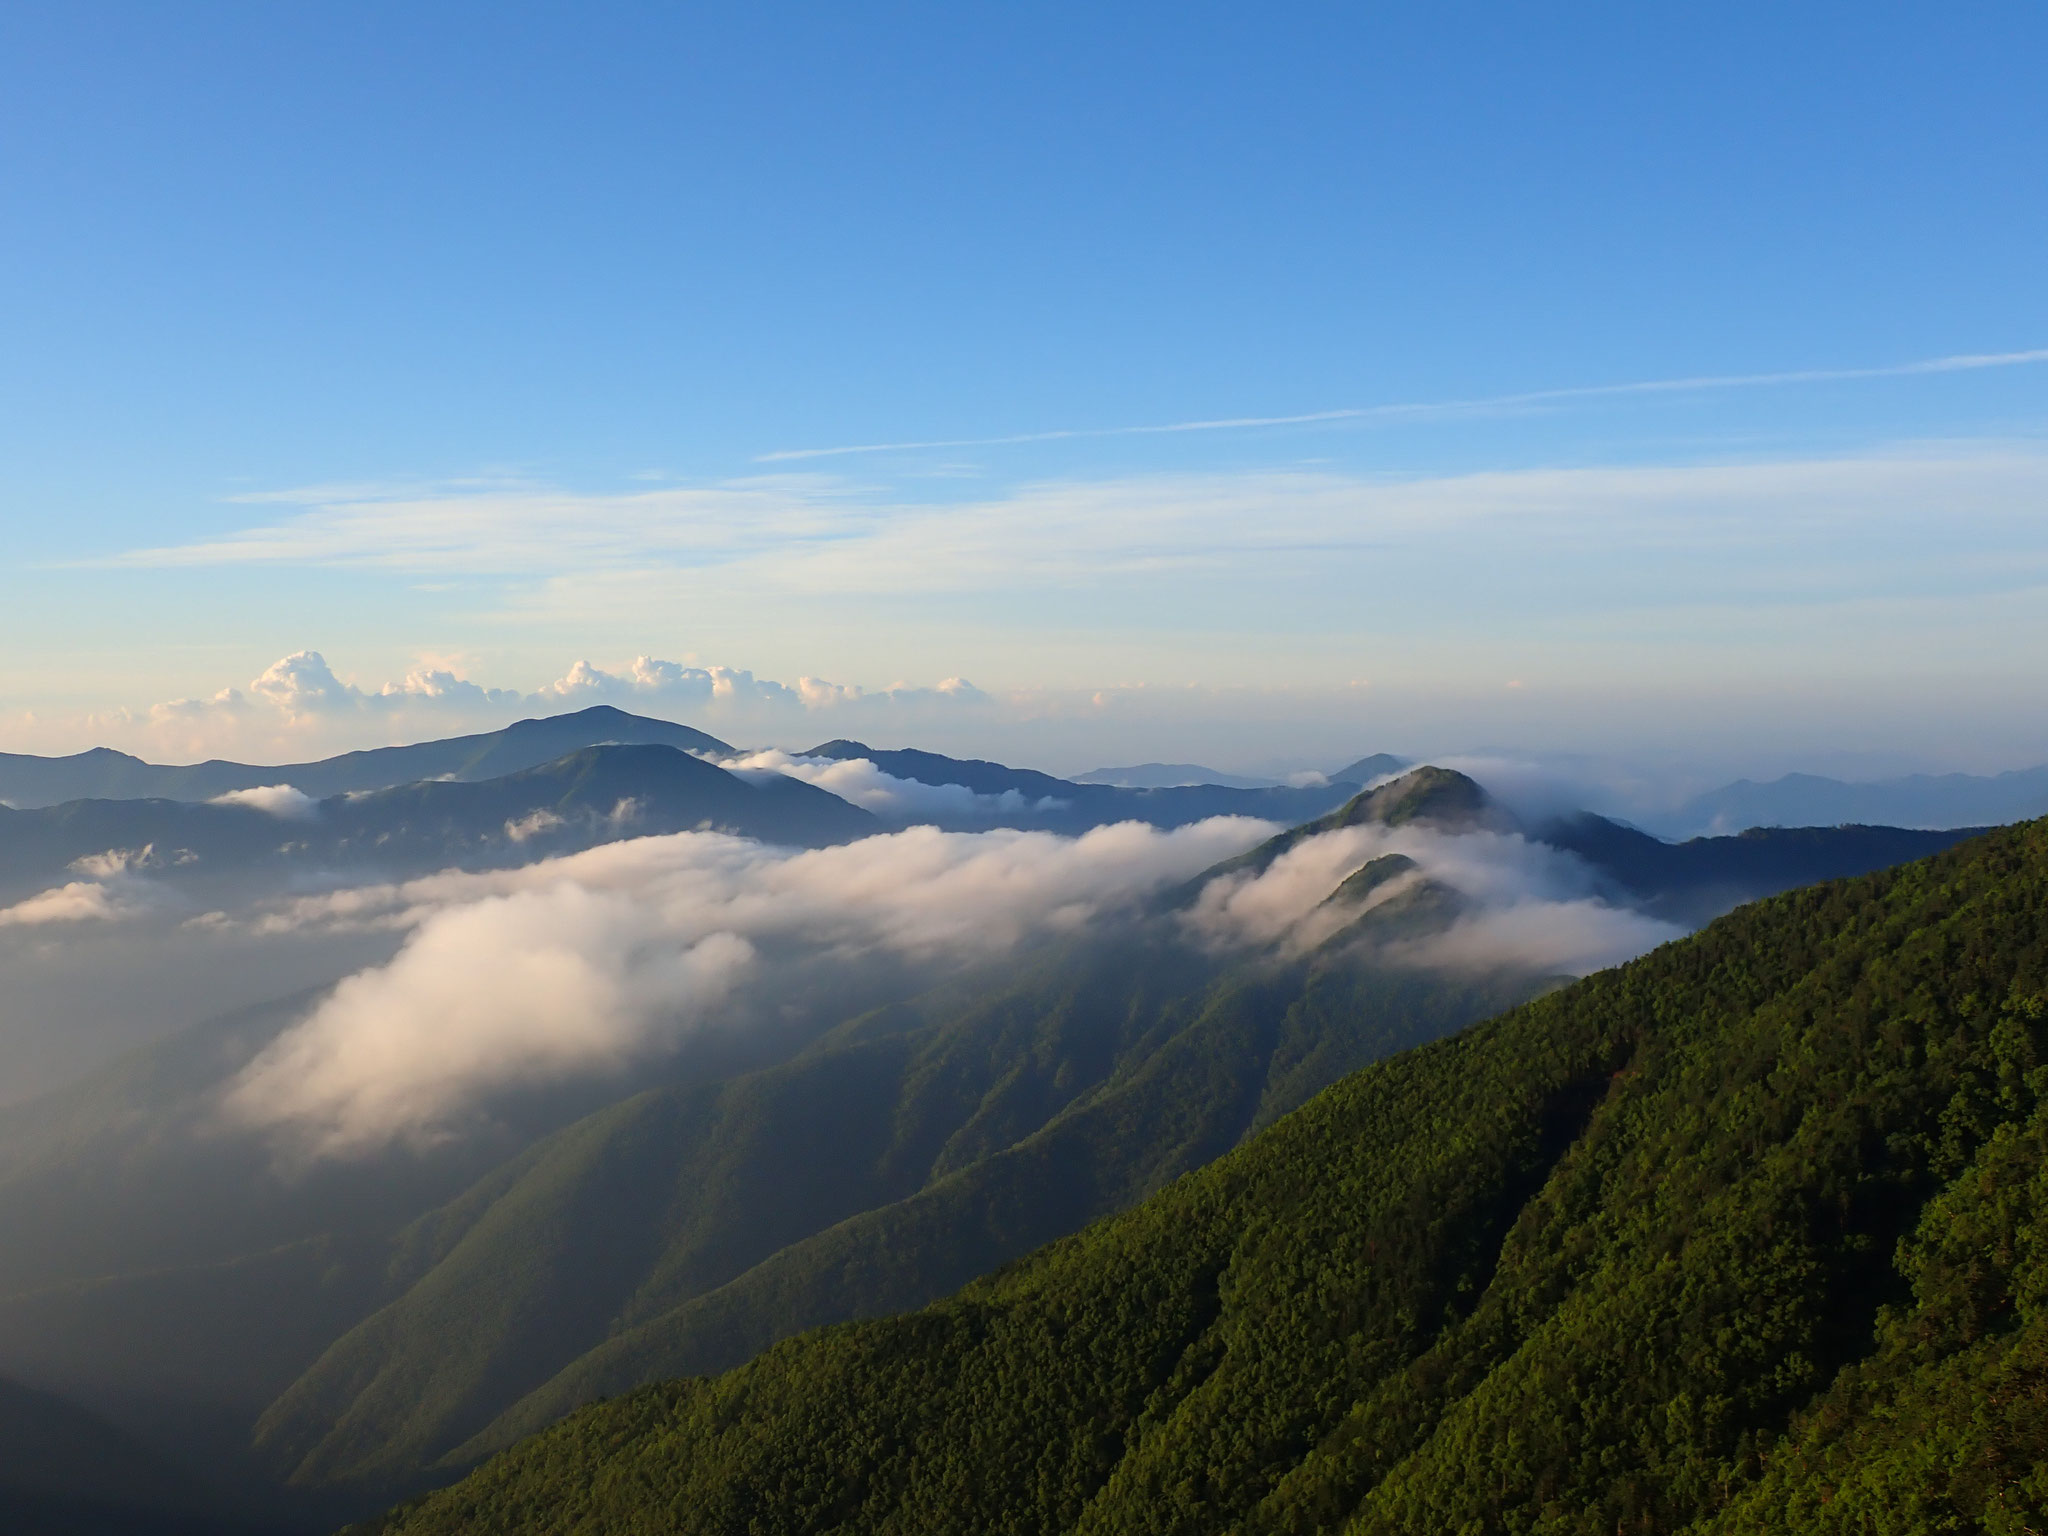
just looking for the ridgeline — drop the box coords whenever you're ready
[366,816,2048,1534]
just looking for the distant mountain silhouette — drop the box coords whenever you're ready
[802,739,1357,831]
[0,706,732,810]
[1539,810,1981,925]
[1071,763,1280,790]
[1328,751,1408,784]
[1653,762,2048,836]
[0,743,875,900]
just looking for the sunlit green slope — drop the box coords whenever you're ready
[366,818,2048,1535]
[260,939,1536,1498]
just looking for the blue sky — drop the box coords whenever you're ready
[3,3,2045,777]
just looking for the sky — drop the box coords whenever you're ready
[3,2,2046,781]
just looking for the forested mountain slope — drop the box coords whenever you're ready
[247,769,1554,1503]
[369,817,2048,1535]
[256,936,1541,1502]
[1540,810,1978,926]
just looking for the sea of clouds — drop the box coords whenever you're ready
[215,817,1273,1155]
[205,810,1672,1156]
[0,743,1683,1155]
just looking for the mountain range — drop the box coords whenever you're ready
[1650,761,2048,836]
[798,739,1361,832]
[1066,755,1410,791]
[8,710,2041,839]
[0,713,2042,1531]
[0,742,876,903]
[0,712,1982,926]
[367,811,2048,1535]
[1070,763,1286,790]
[0,765,1546,1525]
[0,706,732,810]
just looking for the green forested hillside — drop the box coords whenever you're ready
[257,937,1538,1499]
[0,769,1541,1518]
[367,817,2048,1535]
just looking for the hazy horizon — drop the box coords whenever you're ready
[10,644,2047,799]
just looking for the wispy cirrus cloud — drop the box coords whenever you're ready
[51,440,2048,773]
[111,481,874,574]
[754,346,2048,462]
[102,445,2048,602]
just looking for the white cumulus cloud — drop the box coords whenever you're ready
[0,848,179,927]
[210,785,321,820]
[0,881,143,927]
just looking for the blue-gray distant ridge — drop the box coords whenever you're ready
[0,706,732,810]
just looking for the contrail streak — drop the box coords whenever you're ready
[755,347,2048,463]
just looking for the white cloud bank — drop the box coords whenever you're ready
[228,889,758,1159]
[0,880,148,927]
[0,846,178,927]
[722,748,1065,820]
[1184,820,1683,974]
[221,817,1274,1155]
[217,802,1681,1157]
[539,656,987,715]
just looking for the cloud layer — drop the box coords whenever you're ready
[0,847,180,928]
[1184,820,1683,974]
[212,798,1685,1157]
[46,648,996,765]
[722,748,1064,820]
[36,441,2048,775]
[220,816,1274,1154]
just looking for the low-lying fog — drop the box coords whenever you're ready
[0,792,1681,1145]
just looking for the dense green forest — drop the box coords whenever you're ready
[227,771,1544,1499]
[257,933,1536,1497]
[366,817,2048,1534]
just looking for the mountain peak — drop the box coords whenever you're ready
[1329,751,1408,785]
[1318,852,1420,909]
[1332,765,1498,832]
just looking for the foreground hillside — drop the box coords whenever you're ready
[259,945,1532,1499]
[369,817,2048,1534]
